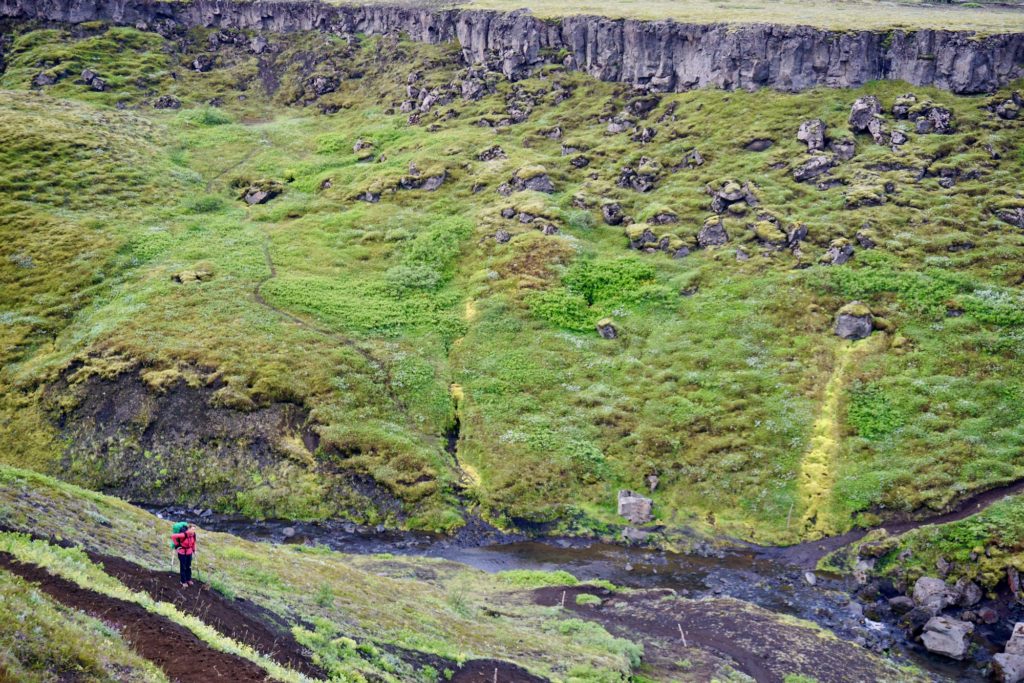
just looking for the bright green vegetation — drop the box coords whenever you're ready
[859,494,1024,590]
[0,569,169,682]
[0,464,640,681]
[323,0,1024,32]
[1,22,1024,548]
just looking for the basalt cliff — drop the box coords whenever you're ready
[2,0,1023,93]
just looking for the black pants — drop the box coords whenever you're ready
[178,553,193,584]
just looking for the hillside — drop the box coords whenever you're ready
[1,1,1024,680]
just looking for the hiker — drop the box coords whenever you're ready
[170,521,197,588]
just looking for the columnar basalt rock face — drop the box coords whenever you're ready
[2,0,1023,93]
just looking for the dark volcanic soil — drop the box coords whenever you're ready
[533,585,916,683]
[451,659,547,683]
[0,551,271,683]
[89,551,324,679]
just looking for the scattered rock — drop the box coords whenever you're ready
[834,301,874,340]
[494,229,511,244]
[80,68,106,91]
[511,166,555,193]
[855,230,877,249]
[822,239,854,265]
[797,119,827,152]
[980,607,999,624]
[920,616,973,660]
[621,526,651,544]
[867,117,888,145]
[249,36,269,54]
[994,653,1024,683]
[310,76,339,97]
[192,55,214,73]
[617,157,660,192]
[648,209,678,225]
[172,268,213,284]
[698,216,729,248]
[888,596,915,615]
[793,155,834,182]
[995,207,1024,228]
[683,149,704,167]
[830,138,856,161]
[708,179,757,213]
[617,489,652,524]
[955,579,983,607]
[1006,623,1024,655]
[477,145,507,161]
[239,179,284,206]
[890,129,908,146]
[33,71,60,87]
[913,576,959,614]
[596,318,618,340]
[914,105,954,134]
[154,95,181,110]
[282,526,296,538]
[892,93,917,119]
[744,138,774,152]
[849,96,882,133]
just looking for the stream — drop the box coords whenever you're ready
[145,505,1008,682]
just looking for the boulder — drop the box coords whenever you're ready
[920,616,973,660]
[684,149,705,167]
[797,119,827,151]
[867,117,888,145]
[617,490,652,524]
[890,130,908,146]
[793,155,834,182]
[744,138,774,152]
[830,138,856,161]
[239,179,284,206]
[698,216,729,248]
[995,207,1024,228]
[888,596,915,615]
[511,167,555,193]
[996,100,1020,120]
[249,36,269,54]
[822,239,854,265]
[994,654,1024,683]
[154,95,181,110]
[834,302,874,340]
[913,576,959,613]
[892,93,918,119]
[849,96,882,132]
[708,180,756,212]
[955,578,983,607]
[914,105,954,134]
[310,76,339,97]
[596,318,618,340]
[477,145,507,161]
[192,55,214,72]
[494,229,511,244]
[1005,622,1024,656]
[33,71,59,87]
[621,526,651,544]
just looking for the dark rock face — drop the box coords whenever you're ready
[3,0,1023,94]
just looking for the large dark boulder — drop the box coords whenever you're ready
[834,302,874,340]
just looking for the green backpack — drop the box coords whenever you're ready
[170,521,188,549]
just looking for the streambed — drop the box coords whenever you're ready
[146,505,1003,681]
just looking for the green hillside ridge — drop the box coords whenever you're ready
[0,463,927,682]
[0,20,1023,554]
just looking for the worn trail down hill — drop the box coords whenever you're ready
[1,0,1023,93]
[0,551,273,683]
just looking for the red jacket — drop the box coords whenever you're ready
[171,530,196,555]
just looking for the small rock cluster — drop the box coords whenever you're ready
[617,157,660,192]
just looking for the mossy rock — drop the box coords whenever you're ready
[753,221,786,243]
[838,301,872,317]
[626,223,653,241]
[516,164,548,180]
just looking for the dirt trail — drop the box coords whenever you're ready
[0,552,271,683]
[767,474,1024,569]
[90,552,324,679]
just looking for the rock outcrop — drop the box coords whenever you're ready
[2,0,1023,94]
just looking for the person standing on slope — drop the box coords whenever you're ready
[171,521,197,588]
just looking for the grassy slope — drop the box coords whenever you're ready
[0,568,169,683]
[0,464,642,681]
[1,24,1023,546]
[322,0,1024,31]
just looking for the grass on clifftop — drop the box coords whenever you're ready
[323,0,1024,32]
[1,23,1024,546]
